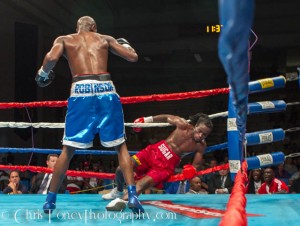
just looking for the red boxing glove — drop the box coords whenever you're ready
[182,164,197,180]
[133,116,153,133]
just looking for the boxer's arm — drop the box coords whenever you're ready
[41,36,65,72]
[133,114,188,132]
[153,115,188,129]
[106,35,138,62]
[36,36,64,87]
[192,143,206,170]
[192,151,203,171]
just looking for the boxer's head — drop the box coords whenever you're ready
[189,113,213,143]
[77,16,97,32]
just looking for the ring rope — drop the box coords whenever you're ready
[0,111,229,129]
[0,162,229,182]
[0,147,138,155]
[167,163,230,182]
[285,127,300,133]
[0,76,297,109]
[285,153,300,158]
[0,88,229,109]
[2,118,299,130]
[286,102,300,106]
[1,99,298,129]
[219,161,248,226]
[0,164,115,179]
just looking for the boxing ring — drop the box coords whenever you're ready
[1,194,300,226]
[0,71,300,226]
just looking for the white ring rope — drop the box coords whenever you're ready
[0,111,229,129]
[286,153,300,158]
[0,122,172,129]
[0,122,65,129]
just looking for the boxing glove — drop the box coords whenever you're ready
[133,116,153,133]
[182,164,197,180]
[117,38,132,49]
[35,67,55,87]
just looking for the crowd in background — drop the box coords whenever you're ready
[1,140,300,195]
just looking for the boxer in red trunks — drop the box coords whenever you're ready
[258,166,289,194]
[103,113,213,211]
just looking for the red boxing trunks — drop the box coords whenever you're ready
[132,140,181,185]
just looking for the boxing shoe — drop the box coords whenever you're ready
[102,187,124,200]
[106,198,127,211]
[127,185,144,214]
[43,192,56,214]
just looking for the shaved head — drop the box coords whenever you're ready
[77,16,97,32]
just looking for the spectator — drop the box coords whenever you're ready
[284,157,298,175]
[290,178,300,193]
[83,161,90,171]
[165,180,190,194]
[66,161,84,194]
[3,171,28,194]
[289,167,300,186]
[96,159,106,172]
[83,163,103,194]
[186,176,208,194]
[0,170,9,191]
[247,168,264,194]
[108,160,117,173]
[201,158,218,190]
[164,168,190,194]
[30,154,66,194]
[66,176,84,193]
[274,163,291,185]
[208,163,233,194]
[258,167,289,194]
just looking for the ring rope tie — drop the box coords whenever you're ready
[70,183,116,194]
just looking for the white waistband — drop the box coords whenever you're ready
[70,80,116,97]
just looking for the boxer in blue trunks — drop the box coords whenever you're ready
[35,16,143,214]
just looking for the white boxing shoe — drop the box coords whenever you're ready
[102,187,124,200]
[106,198,128,211]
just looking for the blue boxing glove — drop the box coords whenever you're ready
[35,66,55,87]
[116,38,132,49]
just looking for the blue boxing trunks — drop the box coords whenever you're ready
[62,75,125,148]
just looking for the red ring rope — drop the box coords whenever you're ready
[167,164,229,182]
[0,88,229,109]
[0,163,230,182]
[219,161,248,226]
[0,164,115,180]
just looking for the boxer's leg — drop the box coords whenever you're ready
[115,143,144,213]
[43,145,75,214]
